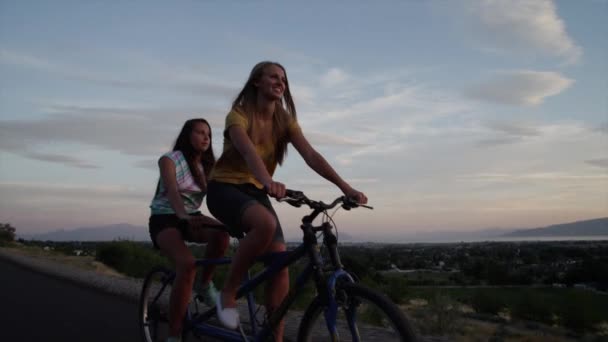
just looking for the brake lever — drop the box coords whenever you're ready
[286,199,302,207]
[278,196,302,207]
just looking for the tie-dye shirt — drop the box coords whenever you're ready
[149,150,205,215]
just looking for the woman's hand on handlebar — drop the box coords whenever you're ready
[344,187,368,204]
[264,180,286,199]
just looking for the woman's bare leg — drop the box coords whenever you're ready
[156,228,196,337]
[187,215,230,284]
[265,241,289,342]
[220,204,277,308]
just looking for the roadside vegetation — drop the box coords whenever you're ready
[0,223,16,246]
[3,226,607,340]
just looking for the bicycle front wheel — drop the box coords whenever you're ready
[139,266,175,342]
[297,282,416,341]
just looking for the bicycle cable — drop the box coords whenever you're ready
[238,324,247,341]
[327,206,340,241]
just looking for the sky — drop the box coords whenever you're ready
[0,0,607,241]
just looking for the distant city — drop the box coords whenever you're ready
[18,217,608,244]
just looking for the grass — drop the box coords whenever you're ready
[4,242,607,339]
[1,243,125,277]
[401,286,608,335]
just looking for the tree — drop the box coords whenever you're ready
[0,223,16,243]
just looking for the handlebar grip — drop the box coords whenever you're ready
[285,189,304,198]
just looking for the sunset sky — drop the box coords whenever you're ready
[1,0,606,241]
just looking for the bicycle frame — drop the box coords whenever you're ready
[179,206,356,342]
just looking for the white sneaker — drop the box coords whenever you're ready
[216,294,239,330]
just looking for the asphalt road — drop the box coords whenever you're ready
[0,256,421,342]
[0,258,140,342]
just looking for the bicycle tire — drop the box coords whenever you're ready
[139,266,176,342]
[297,282,416,341]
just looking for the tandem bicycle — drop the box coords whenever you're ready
[138,189,416,341]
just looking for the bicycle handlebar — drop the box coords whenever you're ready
[278,189,373,211]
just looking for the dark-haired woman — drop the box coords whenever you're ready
[149,118,230,342]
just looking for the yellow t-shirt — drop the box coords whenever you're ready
[210,107,301,189]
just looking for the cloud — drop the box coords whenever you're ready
[0,48,140,87]
[586,158,608,169]
[476,121,541,146]
[0,49,54,69]
[0,103,227,167]
[594,122,608,134]
[0,181,149,200]
[485,121,541,137]
[288,178,379,188]
[304,131,368,147]
[320,68,350,87]
[221,31,325,67]
[476,120,599,148]
[336,142,406,166]
[465,70,574,106]
[22,152,100,169]
[463,172,608,183]
[0,48,237,97]
[0,181,152,232]
[134,159,160,171]
[465,0,582,64]
[295,68,474,166]
[476,136,524,147]
[0,65,437,171]
[290,85,316,106]
[313,85,426,124]
[536,121,589,138]
[293,66,421,105]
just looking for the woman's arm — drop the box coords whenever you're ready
[228,125,286,198]
[291,129,368,203]
[158,156,190,219]
[199,166,208,192]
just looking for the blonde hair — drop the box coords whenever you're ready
[232,61,297,165]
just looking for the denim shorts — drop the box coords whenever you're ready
[206,181,284,243]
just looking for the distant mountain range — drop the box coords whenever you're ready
[17,217,608,242]
[20,223,149,242]
[502,217,608,237]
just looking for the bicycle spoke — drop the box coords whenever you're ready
[139,267,174,342]
[298,283,415,341]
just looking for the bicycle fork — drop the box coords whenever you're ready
[320,225,361,342]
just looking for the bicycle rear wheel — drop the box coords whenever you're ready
[139,266,175,342]
[297,282,416,341]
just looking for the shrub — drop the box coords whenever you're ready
[96,240,169,278]
[0,223,16,244]
[470,290,506,315]
[382,275,408,304]
[412,293,461,335]
[509,291,554,325]
[556,291,606,334]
